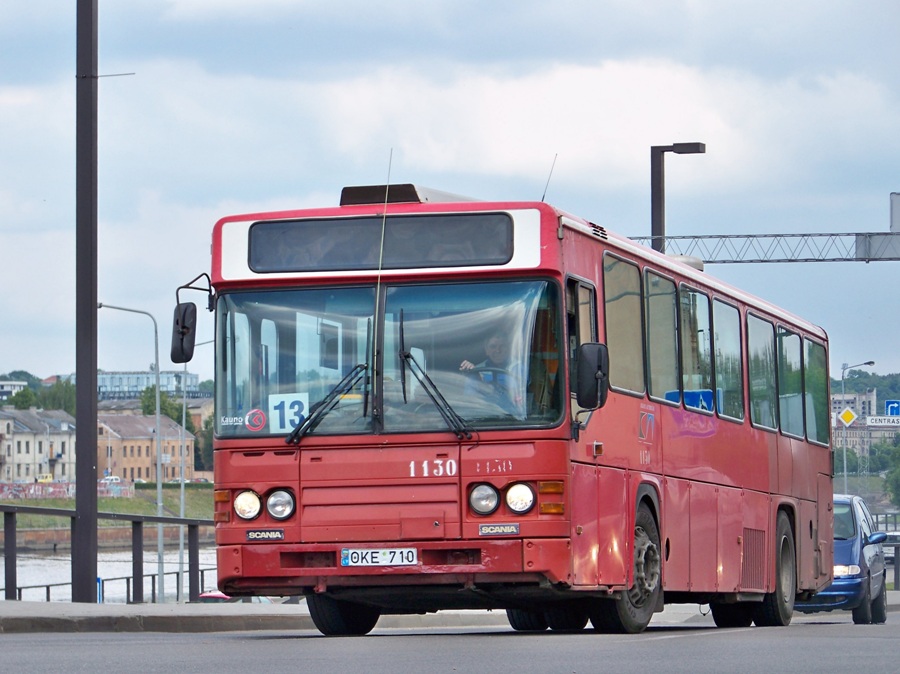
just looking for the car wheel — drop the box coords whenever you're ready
[852,577,873,625]
[871,577,887,624]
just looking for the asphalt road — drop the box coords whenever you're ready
[0,611,895,674]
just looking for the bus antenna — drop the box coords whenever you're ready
[541,153,558,202]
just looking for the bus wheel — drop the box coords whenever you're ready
[506,608,548,631]
[544,604,589,631]
[710,602,754,628]
[589,503,661,634]
[307,594,381,636]
[753,511,795,627]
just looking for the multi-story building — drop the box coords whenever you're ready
[0,408,76,482]
[98,414,195,483]
[0,381,28,402]
[63,370,208,401]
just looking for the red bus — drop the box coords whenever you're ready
[172,183,833,635]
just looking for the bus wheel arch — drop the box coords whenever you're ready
[589,496,662,634]
[753,508,796,627]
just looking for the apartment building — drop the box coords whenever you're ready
[0,408,76,482]
[98,414,195,483]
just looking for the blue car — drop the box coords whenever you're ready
[796,494,887,624]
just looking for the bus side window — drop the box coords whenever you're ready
[567,278,596,417]
[679,285,713,413]
[603,254,645,394]
[713,299,744,421]
[747,314,777,430]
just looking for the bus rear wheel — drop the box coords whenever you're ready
[711,602,754,628]
[753,511,795,627]
[307,594,381,636]
[589,503,661,634]
[506,608,548,631]
[544,603,589,631]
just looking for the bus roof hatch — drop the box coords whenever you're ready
[340,183,478,206]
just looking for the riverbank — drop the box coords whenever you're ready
[1,525,216,553]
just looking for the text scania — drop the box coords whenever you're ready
[479,523,520,536]
[246,530,285,540]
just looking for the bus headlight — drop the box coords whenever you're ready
[469,484,500,515]
[234,490,262,520]
[266,490,295,520]
[506,483,535,514]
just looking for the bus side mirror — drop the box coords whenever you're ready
[171,302,197,363]
[576,343,610,410]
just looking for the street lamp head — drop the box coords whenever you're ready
[672,142,706,154]
[864,360,875,366]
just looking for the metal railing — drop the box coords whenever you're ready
[2,503,214,603]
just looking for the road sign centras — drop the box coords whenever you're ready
[838,407,858,427]
[867,416,900,426]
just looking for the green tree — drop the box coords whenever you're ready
[886,467,900,508]
[199,415,214,471]
[9,387,38,409]
[38,380,77,416]
[139,386,197,437]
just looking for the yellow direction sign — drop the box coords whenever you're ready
[839,407,857,427]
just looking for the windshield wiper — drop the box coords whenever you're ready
[400,348,473,441]
[286,363,368,445]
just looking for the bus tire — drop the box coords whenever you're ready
[589,503,661,634]
[544,604,589,631]
[307,593,381,636]
[506,608,548,631]
[753,511,795,627]
[710,602,754,628]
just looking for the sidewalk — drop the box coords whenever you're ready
[2,593,897,634]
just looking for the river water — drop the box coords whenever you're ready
[2,547,218,604]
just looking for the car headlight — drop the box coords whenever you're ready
[234,490,262,520]
[266,490,295,520]
[833,564,861,577]
[469,484,500,515]
[506,483,535,514]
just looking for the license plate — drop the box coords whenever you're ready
[340,547,418,567]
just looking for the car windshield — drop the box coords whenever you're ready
[833,503,856,540]
[215,280,564,438]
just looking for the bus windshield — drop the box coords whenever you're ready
[215,280,563,438]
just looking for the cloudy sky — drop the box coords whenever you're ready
[2,1,899,386]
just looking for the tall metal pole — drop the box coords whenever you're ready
[650,147,666,253]
[98,303,164,601]
[73,0,99,603]
[650,143,706,255]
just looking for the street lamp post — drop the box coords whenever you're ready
[98,302,165,602]
[650,142,706,254]
[840,360,875,495]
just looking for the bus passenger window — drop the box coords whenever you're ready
[713,300,744,421]
[603,255,644,394]
[777,327,803,437]
[645,271,679,405]
[747,314,777,430]
[680,286,712,412]
[804,340,829,445]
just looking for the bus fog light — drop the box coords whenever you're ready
[506,483,535,514]
[267,490,295,520]
[234,490,262,520]
[469,484,500,515]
